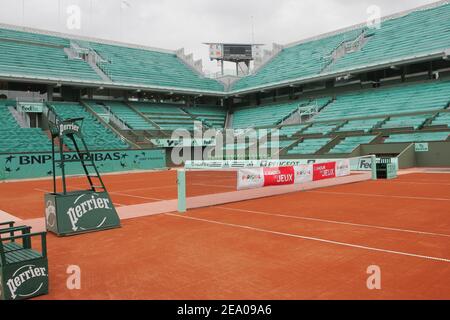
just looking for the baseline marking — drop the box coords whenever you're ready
[110,192,165,201]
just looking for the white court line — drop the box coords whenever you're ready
[110,192,165,201]
[191,183,235,189]
[35,188,165,202]
[0,209,21,222]
[166,214,450,263]
[380,180,450,186]
[217,206,450,238]
[111,185,175,193]
[113,203,125,207]
[309,191,450,201]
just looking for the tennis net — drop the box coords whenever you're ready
[177,155,377,212]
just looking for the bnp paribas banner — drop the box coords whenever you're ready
[0,149,166,180]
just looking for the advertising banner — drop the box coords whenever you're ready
[313,162,336,181]
[0,149,166,181]
[238,161,348,190]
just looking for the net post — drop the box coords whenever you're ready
[371,155,377,180]
[177,169,187,213]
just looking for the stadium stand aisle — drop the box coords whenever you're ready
[92,101,155,130]
[328,4,450,73]
[431,112,450,127]
[49,102,129,150]
[0,36,101,82]
[232,29,363,90]
[131,102,199,131]
[279,124,309,137]
[89,42,224,92]
[302,122,341,135]
[232,3,450,91]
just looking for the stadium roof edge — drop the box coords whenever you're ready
[229,49,450,96]
[0,22,175,54]
[284,0,450,49]
[0,73,225,97]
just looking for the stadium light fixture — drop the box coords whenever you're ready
[390,65,400,70]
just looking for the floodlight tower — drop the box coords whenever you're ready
[204,43,263,76]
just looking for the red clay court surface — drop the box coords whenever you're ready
[0,170,449,299]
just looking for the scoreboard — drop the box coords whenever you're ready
[208,43,256,61]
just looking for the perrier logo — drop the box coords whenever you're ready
[67,193,113,232]
[59,123,80,136]
[6,264,47,300]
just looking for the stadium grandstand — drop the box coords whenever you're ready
[0,0,450,302]
[0,1,449,171]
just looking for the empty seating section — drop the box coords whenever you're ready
[279,124,309,137]
[385,132,449,143]
[0,27,223,92]
[329,136,376,154]
[233,29,363,90]
[49,103,129,150]
[288,138,332,155]
[338,118,383,133]
[89,43,223,92]
[431,112,450,127]
[185,106,227,128]
[96,101,154,130]
[381,114,430,130]
[0,28,68,46]
[233,4,450,91]
[232,101,305,129]
[132,103,196,131]
[0,101,51,153]
[303,122,340,135]
[315,81,450,121]
[329,4,450,74]
[0,37,101,82]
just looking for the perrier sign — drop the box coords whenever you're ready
[45,191,121,236]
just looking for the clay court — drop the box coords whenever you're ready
[1,168,449,300]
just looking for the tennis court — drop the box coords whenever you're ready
[0,166,449,300]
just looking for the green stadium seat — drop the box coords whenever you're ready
[288,138,332,155]
[328,136,376,154]
[384,132,450,143]
[0,101,52,153]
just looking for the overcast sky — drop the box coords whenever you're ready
[0,0,440,73]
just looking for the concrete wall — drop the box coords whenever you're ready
[415,141,450,167]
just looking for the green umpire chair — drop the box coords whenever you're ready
[0,221,49,300]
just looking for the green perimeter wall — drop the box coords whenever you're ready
[0,149,166,181]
